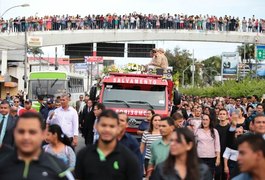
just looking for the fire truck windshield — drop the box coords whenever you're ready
[102,85,166,110]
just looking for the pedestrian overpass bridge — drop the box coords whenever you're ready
[1,29,265,50]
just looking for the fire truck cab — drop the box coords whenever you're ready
[98,72,174,135]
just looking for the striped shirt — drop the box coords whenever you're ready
[141,131,161,159]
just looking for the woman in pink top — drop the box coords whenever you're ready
[195,114,220,176]
[46,16,52,30]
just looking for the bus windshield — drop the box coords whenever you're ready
[28,80,67,100]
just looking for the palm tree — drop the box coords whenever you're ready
[237,44,255,62]
[28,47,44,59]
[28,47,44,70]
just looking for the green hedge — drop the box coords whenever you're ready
[180,79,265,97]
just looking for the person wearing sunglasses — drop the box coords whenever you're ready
[13,98,22,115]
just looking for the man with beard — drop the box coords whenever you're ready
[0,112,74,179]
[75,110,141,180]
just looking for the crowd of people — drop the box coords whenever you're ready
[0,91,264,180]
[0,13,265,33]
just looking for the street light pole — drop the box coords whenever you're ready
[0,4,30,18]
[0,4,30,95]
[182,65,191,87]
[24,30,28,93]
[192,49,195,87]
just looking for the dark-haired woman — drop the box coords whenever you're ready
[150,128,212,180]
[195,114,220,176]
[44,124,76,169]
[137,109,155,136]
[140,114,162,172]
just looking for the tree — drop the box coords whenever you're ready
[237,44,255,62]
[201,56,222,85]
[28,47,44,70]
[28,47,44,60]
[165,47,200,87]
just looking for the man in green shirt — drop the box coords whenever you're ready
[147,117,175,178]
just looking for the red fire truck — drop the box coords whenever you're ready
[96,72,176,134]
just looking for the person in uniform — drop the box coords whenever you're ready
[147,48,168,72]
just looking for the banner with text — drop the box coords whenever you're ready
[221,52,239,80]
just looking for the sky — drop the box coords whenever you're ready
[0,0,264,64]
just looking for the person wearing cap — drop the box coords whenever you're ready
[42,99,55,121]
[18,99,37,116]
[38,95,48,119]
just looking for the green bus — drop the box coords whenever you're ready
[28,71,85,110]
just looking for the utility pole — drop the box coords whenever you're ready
[23,30,28,93]
[255,39,258,79]
[182,65,191,87]
[243,43,246,77]
[55,47,58,70]
[90,62,93,88]
[86,62,90,94]
[192,49,195,87]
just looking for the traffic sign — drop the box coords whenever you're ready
[27,36,43,47]
[84,56,103,63]
[190,65,195,72]
[256,45,265,61]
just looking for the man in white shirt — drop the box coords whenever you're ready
[47,94,79,147]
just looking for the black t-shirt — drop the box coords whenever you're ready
[215,124,230,154]
[0,151,72,180]
[75,142,141,180]
[0,144,13,159]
